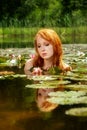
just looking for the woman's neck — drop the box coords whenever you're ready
[43,59,53,70]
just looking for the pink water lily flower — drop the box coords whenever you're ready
[29,54,35,59]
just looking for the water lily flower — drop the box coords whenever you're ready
[77,51,85,57]
[10,59,17,66]
[29,54,35,59]
[18,54,21,60]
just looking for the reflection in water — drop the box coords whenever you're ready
[36,88,60,112]
[0,77,87,130]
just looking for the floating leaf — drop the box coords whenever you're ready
[47,96,87,105]
[48,91,87,98]
[72,68,87,74]
[0,56,8,63]
[65,107,87,116]
[47,91,87,105]
[11,74,26,78]
[0,76,5,79]
[48,67,62,75]
[65,71,87,80]
[25,84,58,89]
[64,84,87,91]
[0,74,27,80]
[30,75,58,81]
[0,71,15,75]
[65,77,87,82]
[25,80,70,89]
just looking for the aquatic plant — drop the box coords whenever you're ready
[48,91,87,98]
[47,94,87,105]
[25,75,70,89]
[65,107,87,116]
[64,84,87,91]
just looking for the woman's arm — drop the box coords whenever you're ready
[24,59,42,76]
[60,60,72,72]
[24,59,33,75]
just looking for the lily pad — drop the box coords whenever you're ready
[25,84,58,89]
[47,96,87,105]
[0,76,5,79]
[65,77,87,82]
[0,71,15,75]
[11,74,26,78]
[48,91,87,97]
[29,75,58,81]
[65,107,87,116]
[47,91,87,105]
[64,84,87,91]
[25,80,70,89]
[72,68,87,74]
[0,74,27,80]
[64,71,87,81]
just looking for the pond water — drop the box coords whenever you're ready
[0,44,87,130]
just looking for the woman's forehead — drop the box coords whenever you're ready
[36,35,49,43]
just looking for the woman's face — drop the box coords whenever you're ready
[37,88,54,107]
[36,36,54,60]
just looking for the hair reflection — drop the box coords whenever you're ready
[36,88,58,112]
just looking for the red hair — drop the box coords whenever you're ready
[33,28,63,68]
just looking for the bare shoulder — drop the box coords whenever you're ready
[60,61,72,71]
[24,59,33,75]
[25,59,33,67]
[63,62,72,71]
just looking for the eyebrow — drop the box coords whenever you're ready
[37,43,41,45]
[37,41,50,45]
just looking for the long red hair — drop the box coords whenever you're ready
[33,28,63,68]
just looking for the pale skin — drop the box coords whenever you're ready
[24,35,71,76]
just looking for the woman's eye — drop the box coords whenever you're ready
[37,45,41,48]
[38,93,42,96]
[45,43,49,46]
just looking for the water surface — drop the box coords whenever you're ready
[0,44,87,130]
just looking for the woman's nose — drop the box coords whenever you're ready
[41,46,45,51]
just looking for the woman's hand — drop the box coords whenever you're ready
[32,67,42,75]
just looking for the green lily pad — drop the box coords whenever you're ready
[65,77,87,82]
[0,76,5,80]
[65,107,87,116]
[72,68,87,74]
[0,74,27,80]
[47,96,87,105]
[25,80,70,89]
[48,91,87,97]
[64,84,87,91]
[48,67,62,75]
[25,84,58,89]
[11,74,26,78]
[47,91,87,105]
[65,71,87,80]
[29,75,58,81]
[0,56,8,63]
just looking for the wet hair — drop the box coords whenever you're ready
[33,28,63,68]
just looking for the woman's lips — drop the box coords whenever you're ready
[42,53,47,56]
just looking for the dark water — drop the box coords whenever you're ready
[0,76,87,130]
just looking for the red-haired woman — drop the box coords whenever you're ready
[24,28,72,76]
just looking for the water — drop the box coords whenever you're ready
[0,44,87,130]
[0,77,87,130]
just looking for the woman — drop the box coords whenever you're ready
[24,28,72,76]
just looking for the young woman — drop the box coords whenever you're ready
[24,28,72,76]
